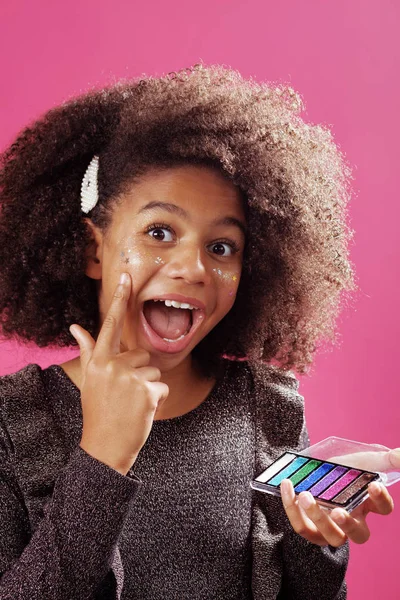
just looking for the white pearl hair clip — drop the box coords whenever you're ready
[81,155,99,213]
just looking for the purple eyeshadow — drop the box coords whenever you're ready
[308,466,348,497]
[319,469,361,501]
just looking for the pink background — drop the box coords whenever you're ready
[1,0,399,597]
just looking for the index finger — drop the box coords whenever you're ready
[94,272,133,357]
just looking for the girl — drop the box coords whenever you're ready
[0,63,395,599]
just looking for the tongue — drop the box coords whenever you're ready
[143,301,191,340]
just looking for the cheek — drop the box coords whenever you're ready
[118,236,165,273]
[212,268,240,301]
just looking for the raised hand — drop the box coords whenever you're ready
[69,272,169,475]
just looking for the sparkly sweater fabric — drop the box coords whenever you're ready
[0,359,348,599]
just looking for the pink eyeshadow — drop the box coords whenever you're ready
[319,469,361,501]
[332,472,376,504]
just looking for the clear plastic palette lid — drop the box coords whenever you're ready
[301,436,400,487]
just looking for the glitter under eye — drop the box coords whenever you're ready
[212,268,239,283]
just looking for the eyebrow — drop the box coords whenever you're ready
[138,201,246,236]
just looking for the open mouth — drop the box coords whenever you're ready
[140,298,205,353]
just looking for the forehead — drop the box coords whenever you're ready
[119,164,245,216]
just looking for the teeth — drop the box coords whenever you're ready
[163,334,186,342]
[154,299,197,310]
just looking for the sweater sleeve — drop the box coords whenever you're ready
[277,420,349,599]
[0,423,142,600]
[250,361,349,600]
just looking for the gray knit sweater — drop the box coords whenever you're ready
[0,358,348,599]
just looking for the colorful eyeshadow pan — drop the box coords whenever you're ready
[319,469,361,500]
[333,472,376,504]
[308,466,348,496]
[267,456,308,486]
[294,462,335,492]
[254,452,380,509]
[289,459,322,486]
[255,453,295,482]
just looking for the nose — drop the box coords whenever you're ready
[165,243,211,285]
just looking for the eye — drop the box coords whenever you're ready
[145,223,174,242]
[208,242,238,257]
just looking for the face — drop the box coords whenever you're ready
[85,164,246,372]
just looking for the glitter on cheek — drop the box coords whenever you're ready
[120,251,130,265]
[117,236,166,271]
[119,247,147,268]
[212,268,240,300]
[212,268,240,284]
[119,245,166,269]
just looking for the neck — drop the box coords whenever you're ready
[60,352,216,420]
[159,352,200,386]
[152,353,215,419]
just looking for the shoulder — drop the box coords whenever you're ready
[242,359,306,452]
[224,357,300,396]
[0,363,50,455]
[219,359,301,397]
[0,363,47,410]
[0,363,46,414]
[246,359,300,393]
[0,363,45,396]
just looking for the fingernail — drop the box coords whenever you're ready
[281,480,290,498]
[280,480,293,507]
[299,493,313,509]
[69,325,77,337]
[369,482,382,496]
[119,272,128,285]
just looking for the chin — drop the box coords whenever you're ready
[147,350,193,373]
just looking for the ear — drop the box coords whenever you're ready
[83,218,103,280]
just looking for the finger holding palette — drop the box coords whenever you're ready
[251,452,381,512]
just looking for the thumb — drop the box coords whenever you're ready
[69,324,96,372]
[387,448,400,469]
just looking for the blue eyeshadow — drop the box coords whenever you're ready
[294,462,335,492]
[267,456,308,486]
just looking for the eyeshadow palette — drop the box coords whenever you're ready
[250,452,381,512]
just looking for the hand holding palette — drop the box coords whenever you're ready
[251,451,380,512]
[251,436,400,513]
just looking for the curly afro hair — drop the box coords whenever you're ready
[0,62,356,376]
